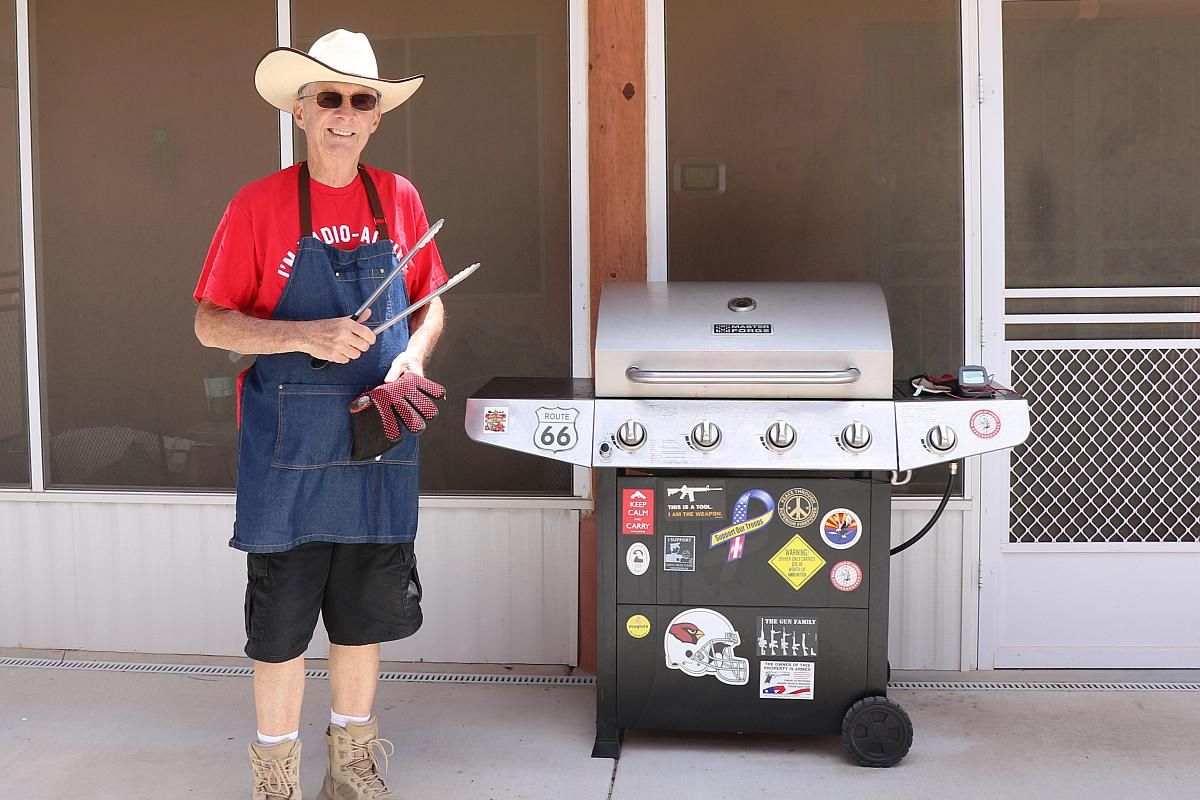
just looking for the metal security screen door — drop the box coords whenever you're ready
[978,0,1200,668]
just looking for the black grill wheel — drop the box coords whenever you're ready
[841,695,913,767]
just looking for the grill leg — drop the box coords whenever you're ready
[592,721,622,759]
[593,468,621,759]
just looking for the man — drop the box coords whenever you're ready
[194,29,447,800]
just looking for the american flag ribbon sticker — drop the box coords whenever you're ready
[708,489,775,562]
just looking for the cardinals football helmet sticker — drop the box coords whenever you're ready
[664,608,749,686]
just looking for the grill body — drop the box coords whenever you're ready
[465,282,1029,765]
[597,471,891,745]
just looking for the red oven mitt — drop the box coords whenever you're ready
[364,373,447,437]
[348,373,447,462]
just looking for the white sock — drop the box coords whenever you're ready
[331,709,371,729]
[256,730,299,746]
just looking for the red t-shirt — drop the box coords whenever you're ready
[194,163,448,316]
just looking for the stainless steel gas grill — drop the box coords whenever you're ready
[465,281,1029,766]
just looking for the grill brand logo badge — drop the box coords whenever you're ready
[533,407,579,453]
[712,323,773,335]
[622,488,654,536]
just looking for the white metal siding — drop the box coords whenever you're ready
[0,501,579,665]
[0,499,966,669]
[888,507,971,671]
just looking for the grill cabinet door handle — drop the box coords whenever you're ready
[624,366,862,385]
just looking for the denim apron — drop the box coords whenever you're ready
[230,163,420,553]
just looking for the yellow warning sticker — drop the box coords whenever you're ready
[768,535,827,591]
[626,614,652,639]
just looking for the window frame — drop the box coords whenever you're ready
[645,0,984,505]
[6,0,592,506]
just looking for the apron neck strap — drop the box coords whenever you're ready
[296,162,391,242]
[357,165,390,241]
[298,161,313,239]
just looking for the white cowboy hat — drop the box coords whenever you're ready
[254,29,423,114]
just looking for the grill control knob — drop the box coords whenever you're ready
[927,424,957,453]
[616,420,647,451]
[690,421,722,451]
[765,421,796,452]
[841,422,872,452]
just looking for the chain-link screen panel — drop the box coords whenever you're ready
[1009,348,1200,544]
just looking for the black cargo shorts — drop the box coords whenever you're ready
[243,541,423,663]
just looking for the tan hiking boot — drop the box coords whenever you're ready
[317,717,398,799]
[249,739,302,800]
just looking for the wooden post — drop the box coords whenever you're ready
[581,0,647,673]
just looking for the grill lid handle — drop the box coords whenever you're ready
[624,366,862,385]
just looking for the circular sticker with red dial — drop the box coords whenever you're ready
[969,409,1001,439]
[831,560,863,592]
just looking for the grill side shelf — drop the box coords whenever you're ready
[465,378,597,467]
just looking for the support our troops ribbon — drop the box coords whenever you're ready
[708,489,775,562]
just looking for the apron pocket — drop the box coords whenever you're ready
[272,383,417,469]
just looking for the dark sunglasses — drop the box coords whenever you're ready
[300,91,379,112]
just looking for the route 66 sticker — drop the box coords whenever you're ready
[534,407,580,453]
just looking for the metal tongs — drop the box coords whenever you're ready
[369,261,480,336]
[311,255,482,368]
[311,219,448,370]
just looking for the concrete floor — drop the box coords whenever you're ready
[2,652,1199,800]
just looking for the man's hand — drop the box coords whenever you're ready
[385,351,423,382]
[301,308,376,363]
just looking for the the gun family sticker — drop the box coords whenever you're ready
[756,616,818,658]
[831,560,863,592]
[970,409,1002,439]
[777,487,819,528]
[708,489,774,562]
[664,608,749,686]
[482,407,508,434]
[622,488,654,535]
[663,536,696,572]
[626,542,650,576]
[769,535,827,590]
[626,614,651,639]
[820,508,862,550]
[759,661,815,700]
[664,481,726,520]
[534,407,579,453]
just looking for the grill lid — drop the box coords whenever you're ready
[594,282,893,399]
